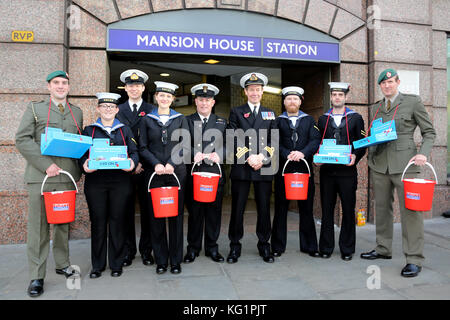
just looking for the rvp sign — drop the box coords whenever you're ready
[11,30,34,42]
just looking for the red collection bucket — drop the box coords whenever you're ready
[282,159,311,200]
[148,172,181,218]
[40,170,78,224]
[191,161,222,203]
[401,162,438,211]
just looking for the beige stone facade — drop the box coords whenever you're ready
[0,0,448,243]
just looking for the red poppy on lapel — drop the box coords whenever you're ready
[244,112,250,118]
[139,111,146,117]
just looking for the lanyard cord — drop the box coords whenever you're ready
[44,98,82,142]
[316,108,350,154]
[366,102,400,136]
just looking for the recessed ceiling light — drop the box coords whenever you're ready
[160,73,170,77]
[203,59,220,64]
[263,86,282,95]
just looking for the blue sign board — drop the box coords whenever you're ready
[108,29,339,63]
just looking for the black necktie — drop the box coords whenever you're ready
[132,104,138,117]
[253,106,258,118]
[202,117,208,131]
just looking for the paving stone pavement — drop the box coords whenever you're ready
[0,210,449,301]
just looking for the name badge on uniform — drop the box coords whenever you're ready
[261,112,275,120]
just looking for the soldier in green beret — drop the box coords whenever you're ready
[15,71,83,297]
[360,69,436,277]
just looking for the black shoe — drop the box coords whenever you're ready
[360,250,392,260]
[320,252,331,259]
[341,254,353,261]
[442,211,450,218]
[55,266,78,278]
[227,249,240,264]
[260,249,275,263]
[170,264,182,274]
[122,255,134,267]
[308,251,320,258]
[272,251,283,257]
[183,251,198,263]
[111,269,122,277]
[27,279,44,297]
[156,264,168,274]
[401,264,422,277]
[142,253,154,266]
[89,270,102,279]
[206,251,224,263]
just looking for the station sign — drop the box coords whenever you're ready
[108,29,339,63]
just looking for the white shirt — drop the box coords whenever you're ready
[247,102,260,115]
[198,113,210,123]
[128,99,143,112]
[159,115,169,125]
[333,114,344,127]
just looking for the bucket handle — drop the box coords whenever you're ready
[190,161,222,177]
[148,171,181,192]
[40,170,78,195]
[282,158,311,177]
[401,161,438,184]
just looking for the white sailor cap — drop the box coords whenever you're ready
[239,72,268,88]
[154,81,179,95]
[328,82,351,93]
[120,69,149,84]
[191,83,220,98]
[95,92,121,105]
[282,86,304,98]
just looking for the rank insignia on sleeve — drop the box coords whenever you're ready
[236,146,250,159]
[264,146,275,158]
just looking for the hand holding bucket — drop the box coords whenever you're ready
[41,170,78,224]
[148,171,181,218]
[191,161,222,203]
[401,161,438,211]
[282,158,311,200]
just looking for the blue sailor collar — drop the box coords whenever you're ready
[324,107,356,117]
[92,118,124,132]
[146,108,183,125]
[279,110,308,120]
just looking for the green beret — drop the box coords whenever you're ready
[46,70,69,82]
[377,68,397,84]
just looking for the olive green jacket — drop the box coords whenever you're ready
[368,92,435,175]
[15,98,83,184]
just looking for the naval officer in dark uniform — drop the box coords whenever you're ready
[116,69,155,267]
[183,83,227,264]
[139,81,189,274]
[80,92,139,278]
[271,86,321,258]
[317,82,366,261]
[227,72,277,264]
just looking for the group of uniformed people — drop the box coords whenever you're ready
[16,67,435,298]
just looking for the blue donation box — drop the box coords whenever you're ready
[88,138,130,170]
[313,139,351,165]
[41,127,92,159]
[353,119,397,149]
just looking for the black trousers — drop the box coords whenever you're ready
[228,179,272,254]
[319,173,357,256]
[187,183,224,254]
[271,173,318,254]
[147,171,186,266]
[123,172,152,258]
[84,178,132,271]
